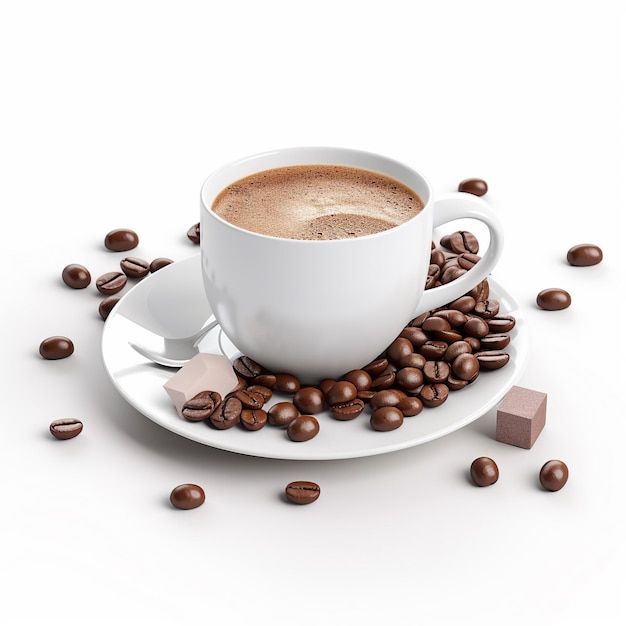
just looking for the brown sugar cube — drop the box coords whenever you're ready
[496,385,547,449]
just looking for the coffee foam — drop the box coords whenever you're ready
[211,165,424,240]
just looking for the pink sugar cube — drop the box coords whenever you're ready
[496,385,547,449]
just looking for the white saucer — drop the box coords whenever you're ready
[101,255,529,460]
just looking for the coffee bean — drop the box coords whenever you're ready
[274,373,301,394]
[536,288,571,311]
[39,336,74,360]
[386,337,414,363]
[98,295,120,320]
[447,374,469,391]
[395,366,424,389]
[149,257,174,272]
[447,230,479,254]
[430,248,446,267]
[444,340,472,362]
[451,353,480,381]
[246,384,273,403]
[480,333,511,350]
[325,380,358,406]
[170,483,205,510]
[396,352,426,369]
[370,406,404,431]
[458,178,488,196]
[474,299,500,319]
[470,457,499,486]
[187,222,201,244]
[287,415,320,442]
[209,395,241,429]
[539,460,569,491]
[293,387,325,414]
[49,418,83,440]
[399,327,428,349]
[369,370,396,391]
[285,481,320,505]
[181,390,222,422]
[234,389,265,409]
[419,383,449,407]
[253,373,278,388]
[418,340,448,360]
[432,309,468,328]
[330,399,365,420]
[104,228,139,252]
[233,356,263,379]
[475,350,510,370]
[566,244,602,266]
[341,369,372,391]
[457,253,481,270]
[423,361,450,384]
[425,264,441,288]
[463,316,490,338]
[441,265,467,283]
[449,295,476,313]
[96,271,127,295]
[120,256,150,278]
[396,396,423,417]
[363,358,389,377]
[240,409,268,431]
[486,315,516,333]
[267,402,299,427]
[62,264,91,288]
[469,279,489,302]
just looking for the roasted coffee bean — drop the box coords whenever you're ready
[441,265,467,283]
[470,457,499,486]
[396,352,426,369]
[480,333,511,350]
[449,295,476,313]
[447,374,469,391]
[422,316,451,333]
[369,370,396,391]
[434,329,464,343]
[293,387,325,414]
[370,406,404,431]
[386,337,414,363]
[444,340,472,362]
[433,309,467,328]
[396,396,423,417]
[234,389,265,409]
[95,271,127,295]
[487,315,516,333]
[274,373,301,394]
[49,418,83,440]
[318,378,337,396]
[430,248,446,267]
[536,288,571,311]
[419,383,449,407]
[285,480,320,505]
[120,256,150,278]
[39,336,74,360]
[240,409,268,431]
[418,340,448,360]
[98,295,120,320]
[330,399,365,420]
[287,415,320,442]
[267,402,299,427]
[447,230,479,254]
[209,396,241,429]
[362,358,389,377]
[325,380,358,405]
[182,390,222,422]
[149,257,174,272]
[458,178,488,196]
[342,369,372,391]
[463,316,490,338]
[399,327,429,349]
[246,384,273,403]
[170,483,205,510]
[469,279,489,302]
[62,264,91,289]
[465,336,481,351]
[539,460,569,491]
[567,244,602,266]
[425,264,441,288]
[187,222,201,244]
[104,228,139,252]
[395,367,424,389]
[423,361,450,384]
[233,355,263,379]
[369,389,407,411]
[474,299,500,319]
[475,350,510,370]
[233,376,249,392]
[457,253,481,270]
[253,373,278,388]
[357,389,376,401]
[451,353,480,381]
[409,311,430,327]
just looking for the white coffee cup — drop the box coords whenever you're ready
[200,147,503,383]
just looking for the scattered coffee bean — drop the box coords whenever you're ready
[233,356,263,379]
[536,288,571,311]
[49,418,83,440]
[120,256,150,278]
[475,350,510,370]
[104,228,139,252]
[268,402,299,427]
[566,244,602,267]
[539,460,569,491]
[181,390,222,422]
[446,230,479,254]
[341,369,372,391]
[287,415,320,441]
[240,409,268,431]
[458,178,488,196]
[293,387,325,414]
[150,257,174,272]
[370,406,404,431]
[369,389,406,411]
[330,398,365,420]
[210,395,242,429]
[62,264,91,289]
[274,373,301,394]
[170,483,205,510]
[451,353,480,381]
[246,384,273,403]
[470,457,499,486]
[325,380,358,406]
[396,396,423,417]
[285,480,320,505]
[39,336,74,360]
[419,383,449,407]
[98,295,120,320]
[187,222,200,244]
[96,271,127,295]
[234,388,265,409]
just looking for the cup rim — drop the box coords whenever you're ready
[200,146,434,243]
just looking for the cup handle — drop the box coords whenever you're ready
[416,192,504,315]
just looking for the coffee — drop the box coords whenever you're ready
[211,164,424,240]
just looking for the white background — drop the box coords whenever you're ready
[2,1,625,624]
